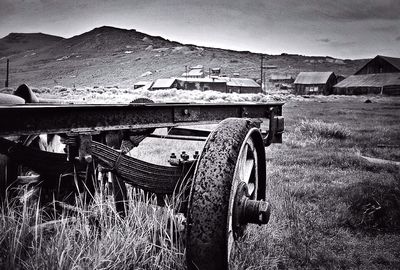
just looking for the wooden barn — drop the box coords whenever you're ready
[333,73,400,95]
[294,72,337,95]
[333,55,400,95]
[355,55,400,75]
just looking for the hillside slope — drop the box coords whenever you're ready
[0,26,367,88]
[0,32,64,57]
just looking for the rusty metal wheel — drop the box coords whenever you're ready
[186,118,270,270]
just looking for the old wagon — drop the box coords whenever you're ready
[0,88,284,270]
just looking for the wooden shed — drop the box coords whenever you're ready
[294,72,336,95]
[226,78,262,93]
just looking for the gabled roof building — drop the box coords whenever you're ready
[333,55,400,95]
[355,55,400,75]
[333,73,400,95]
[226,78,262,93]
[294,72,337,95]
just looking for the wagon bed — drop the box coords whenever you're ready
[0,98,284,270]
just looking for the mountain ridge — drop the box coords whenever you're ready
[0,26,368,88]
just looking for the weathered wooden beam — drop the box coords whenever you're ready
[0,102,283,136]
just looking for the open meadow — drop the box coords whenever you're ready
[1,93,399,269]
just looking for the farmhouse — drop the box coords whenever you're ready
[333,55,400,95]
[294,72,336,95]
[176,77,227,92]
[225,78,262,93]
[150,78,179,90]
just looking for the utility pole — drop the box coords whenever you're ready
[5,59,9,88]
[260,55,263,91]
[260,55,266,93]
[184,65,188,90]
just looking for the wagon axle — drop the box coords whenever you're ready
[234,182,271,228]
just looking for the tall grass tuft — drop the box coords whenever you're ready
[299,119,350,140]
[285,119,351,148]
[0,185,186,269]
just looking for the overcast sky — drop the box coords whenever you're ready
[0,0,399,59]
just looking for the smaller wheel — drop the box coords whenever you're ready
[186,118,269,270]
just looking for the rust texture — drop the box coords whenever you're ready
[186,118,263,270]
[0,103,283,136]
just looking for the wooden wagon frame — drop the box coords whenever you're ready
[0,97,284,270]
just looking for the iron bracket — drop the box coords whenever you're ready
[173,107,201,122]
[264,108,284,146]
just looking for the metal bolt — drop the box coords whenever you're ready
[168,153,180,166]
[193,150,199,159]
[181,151,189,161]
[257,201,271,224]
[241,199,271,225]
[84,154,93,163]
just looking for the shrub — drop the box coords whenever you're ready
[299,119,350,140]
[339,176,400,233]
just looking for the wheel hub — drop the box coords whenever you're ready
[233,182,271,237]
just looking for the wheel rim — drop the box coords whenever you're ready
[186,118,267,270]
[227,127,261,261]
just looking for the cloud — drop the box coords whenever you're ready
[396,36,400,41]
[303,0,400,21]
[369,24,399,32]
[316,38,331,43]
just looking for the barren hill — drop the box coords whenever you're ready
[0,32,64,57]
[0,26,367,88]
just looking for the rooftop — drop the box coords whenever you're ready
[151,78,177,89]
[270,74,293,80]
[294,72,334,84]
[176,77,226,83]
[226,78,260,88]
[181,68,204,77]
[334,73,400,88]
[355,55,400,74]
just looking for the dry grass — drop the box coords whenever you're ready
[298,119,350,140]
[0,188,186,270]
[1,95,400,269]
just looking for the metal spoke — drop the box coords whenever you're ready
[247,182,255,196]
[243,158,254,184]
[227,229,234,261]
[239,143,249,181]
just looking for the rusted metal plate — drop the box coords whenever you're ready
[0,102,283,136]
[173,107,201,122]
[168,127,211,137]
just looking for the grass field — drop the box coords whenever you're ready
[0,95,399,269]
